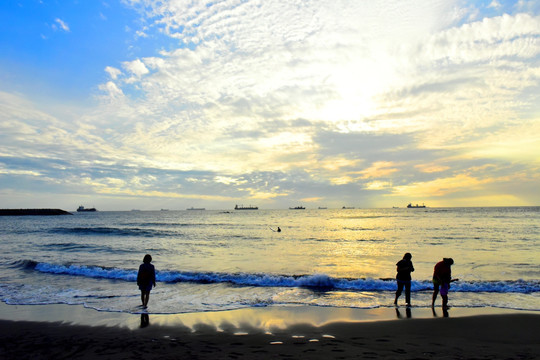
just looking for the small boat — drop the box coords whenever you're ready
[289,206,305,210]
[407,203,426,208]
[235,205,258,210]
[77,206,97,212]
[342,206,355,209]
[187,207,205,210]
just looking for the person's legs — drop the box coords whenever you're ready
[405,281,412,305]
[442,294,448,309]
[141,291,150,307]
[394,281,405,304]
[431,284,439,307]
[440,283,449,309]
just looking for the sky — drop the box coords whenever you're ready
[0,0,539,211]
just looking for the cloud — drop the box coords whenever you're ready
[105,66,122,80]
[391,174,493,198]
[360,162,399,179]
[85,3,540,206]
[123,59,149,78]
[489,1,502,9]
[365,181,393,191]
[53,18,70,32]
[1,1,540,208]
[415,164,451,174]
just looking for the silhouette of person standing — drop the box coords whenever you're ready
[394,252,414,306]
[431,257,458,309]
[137,254,156,308]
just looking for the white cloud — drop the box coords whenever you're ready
[90,3,539,183]
[54,18,70,32]
[121,59,150,84]
[98,81,124,99]
[105,66,122,80]
[488,1,502,9]
[123,59,149,77]
[418,13,540,64]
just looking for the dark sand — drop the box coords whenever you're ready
[0,304,538,359]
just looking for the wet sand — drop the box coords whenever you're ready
[0,303,538,359]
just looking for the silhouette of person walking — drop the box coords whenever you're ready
[431,257,458,309]
[394,252,414,306]
[137,254,156,308]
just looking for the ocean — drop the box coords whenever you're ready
[0,207,538,314]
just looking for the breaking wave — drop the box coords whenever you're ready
[21,261,540,294]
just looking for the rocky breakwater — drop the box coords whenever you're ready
[0,209,72,216]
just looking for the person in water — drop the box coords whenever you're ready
[277,227,281,232]
[431,257,458,309]
[137,254,156,308]
[394,252,414,306]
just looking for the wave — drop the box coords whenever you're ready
[119,222,233,228]
[21,261,540,294]
[48,227,179,237]
[8,259,39,269]
[40,242,126,253]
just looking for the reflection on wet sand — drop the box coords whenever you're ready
[395,306,412,319]
[431,307,449,318]
[140,313,149,328]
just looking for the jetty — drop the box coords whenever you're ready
[0,209,72,216]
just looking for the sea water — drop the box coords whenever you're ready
[0,207,538,314]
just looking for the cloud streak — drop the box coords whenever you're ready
[53,18,70,32]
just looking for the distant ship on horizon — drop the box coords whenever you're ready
[187,207,205,210]
[289,206,305,210]
[407,203,426,208]
[235,204,258,210]
[77,205,97,212]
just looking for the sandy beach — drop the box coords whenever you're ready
[1,304,538,359]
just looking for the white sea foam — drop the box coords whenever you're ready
[29,261,540,294]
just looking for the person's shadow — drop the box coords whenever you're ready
[431,307,449,318]
[140,313,150,328]
[395,306,412,319]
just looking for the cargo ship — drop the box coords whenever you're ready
[234,205,258,210]
[77,206,97,212]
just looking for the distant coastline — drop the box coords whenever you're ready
[0,209,72,216]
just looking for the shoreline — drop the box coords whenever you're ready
[1,301,537,330]
[0,303,538,359]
